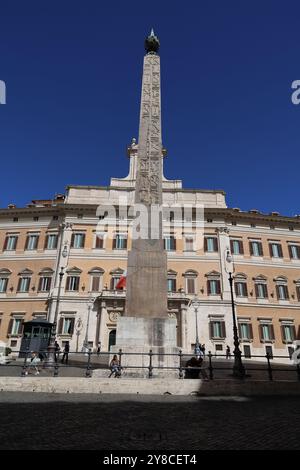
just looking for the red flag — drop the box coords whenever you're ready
[116,271,126,289]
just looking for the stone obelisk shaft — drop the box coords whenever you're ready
[125,52,168,318]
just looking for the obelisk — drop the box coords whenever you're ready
[125,29,168,318]
[114,31,178,376]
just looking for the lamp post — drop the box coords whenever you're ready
[45,266,64,366]
[82,295,94,353]
[225,250,246,379]
[191,299,201,356]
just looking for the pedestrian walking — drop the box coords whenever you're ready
[226,345,231,359]
[61,341,70,364]
[54,340,60,363]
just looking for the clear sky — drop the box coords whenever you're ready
[0,0,299,215]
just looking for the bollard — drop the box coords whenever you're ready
[85,348,92,377]
[178,349,183,379]
[208,351,214,380]
[266,352,273,381]
[148,349,153,378]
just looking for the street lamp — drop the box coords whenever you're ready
[190,299,202,356]
[82,295,94,353]
[225,249,246,379]
[45,266,64,366]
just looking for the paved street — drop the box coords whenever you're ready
[0,392,299,450]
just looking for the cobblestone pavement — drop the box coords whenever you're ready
[0,392,299,450]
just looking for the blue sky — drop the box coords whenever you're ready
[0,0,299,215]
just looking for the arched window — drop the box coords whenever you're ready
[0,268,11,293]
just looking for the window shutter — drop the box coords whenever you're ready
[204,237,208,252]
[234,283,239,296]
[270,325,275,341]
[58,318,63,334]
[38,277,43,291]
[69,318,75,335]
[44,235,49,249]
[284,285,289,299]
[207,280,211,295]
[7,318,14,335]
[269,244,273,257]
[249,324,254,340]
[95,236,103,249]
[238,323,242,337]
[258,242,263,256]
[296,326,300,340]
[215,280,220,295]
[280,325,286,343]
[124,238,128,249]
[244,283,248,297]
[71,234,75,248]
[25,236,29,250]
[230,240,234,253]
[18,319,24,335]
[214,238,218,252]
[297,246,300,259]
[173,238,176,251]
[220,321,226,338]
[3,237,8,250]
[239,241,244,255]
[17,278,22,292]
[297,286,300,302]
[112,237,116,249]
[288,245,293,259]
[276,285,280,300]
[263,284,268,298]
[291,326,296,341]
[81,234,86,248]
[278,244,283,258]
[249,242,253,256]
[66,277,70,291]
[209,322,214,339]
[259,324,264,342]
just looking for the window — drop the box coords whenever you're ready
[38,276,52,292]
[276,284,289,300]
[8,318,23,336]
[210,321,226,339]
[0,269,10,293]
[255,283,268,299]
[167,278,177,292]
[0,278,8,293]
[17,277,31,292]
[249,241,263,256]
[13,217,18,222]
[238,322,253,341]
[45,234,58,249]
[95,234,104,249]
[113,234,127,250]
[25,234,39,250]
[296,284,300,301]
[230,239,244,255]
[71,233,85,249]
[3,235,18,251]
[235,281,248,297]
[208,279,221,295]
[53,215,59,220]
[89,268,104,292]
[259,323,275,342]
[269,243,283,258]
[111,276,121,290]
[281,324,296,343]
[58,317,75,335]
[33,216,39,221]
[66,276,80,291]
[185,237,194,252]
[289,245,300,260]
[164,236,176,251]
[204,237,218,252]
[186,278,195,294]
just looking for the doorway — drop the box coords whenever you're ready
[108,329,116,350]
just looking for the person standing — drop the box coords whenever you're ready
[226,345,231,359]
[61,341,70,364]
[97,342,101,356]
[54,340,60,363]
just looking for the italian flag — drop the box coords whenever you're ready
[116,271,127,289]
